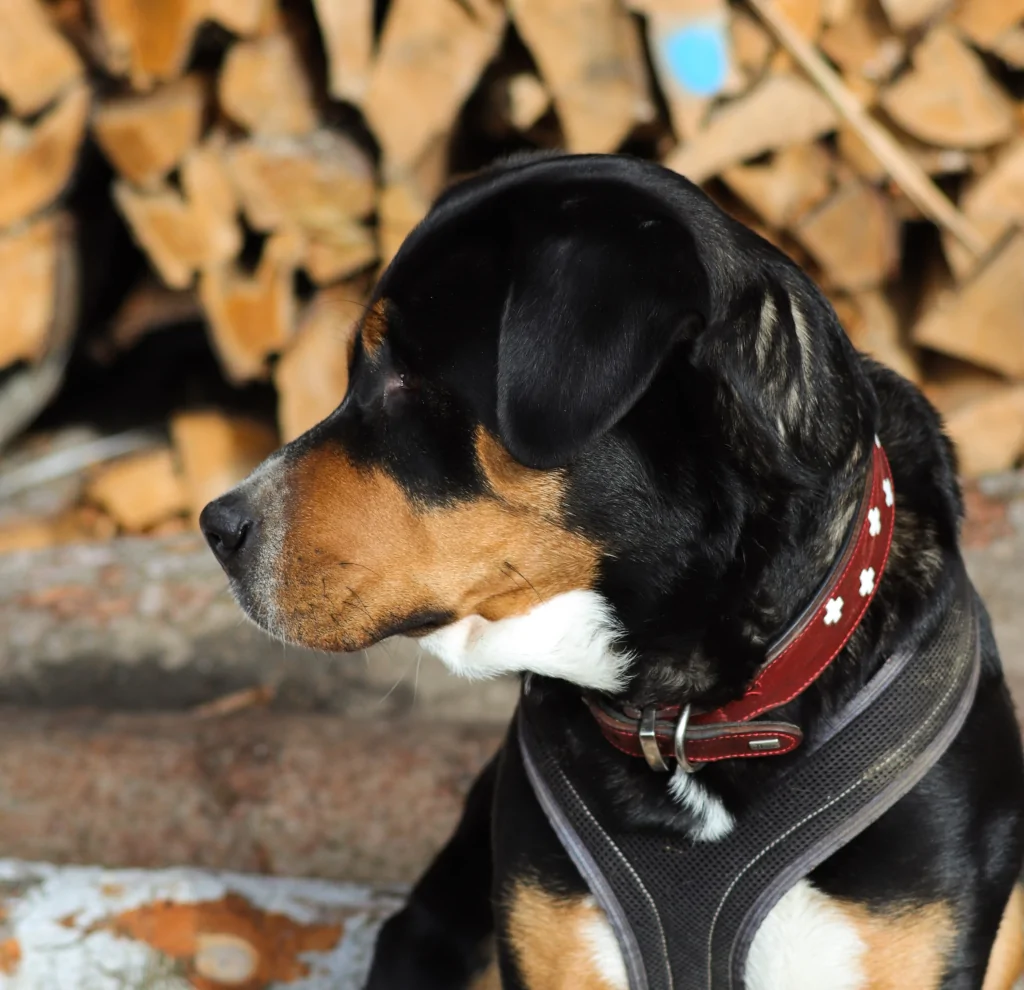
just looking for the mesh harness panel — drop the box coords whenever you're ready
[518,562,980,990]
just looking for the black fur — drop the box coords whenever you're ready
[284,154,1024,988]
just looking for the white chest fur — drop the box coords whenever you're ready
[585,880,866,990]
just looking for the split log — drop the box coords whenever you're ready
[822,0,856,23]
[0,215,70,369]
[730,10,775,80]
[101,281,204,357]
[819,11,904,85]
[632,0,729,140]
[365,0,506,173]
[879,26,1015,149]
[378,182,430,267]
[302,222,377,286]
[89,0,273,90]
[276,287,364,442]
[219,33,317,138]
[836,124,887,182]
[991,26,1024,68]
[775,0,824,39]
[311,0,374,105]
[925,357,1013,413]
[224,132,375,237]
[113,140,241,290]
[951,0,1024,50]
[943,140,1024,279]
[224,134,376,282]
[793,180,899,290]
[206,0,276,36]
[508,0,652,153]
[0,215,78,450]
[84,448,188,532]
[912,233,1024,379]
[0,82,89,229]
[748,0,988,259]
[170,412,279,519]
[665,74,837,182]
[0,0,83,116]
[877,0,951,31]
[89,0,202,90]
[924,361,1024,478]
[198,231,302,383]
[0,507,116,555]
[93,75,205,188]
[507,74,551,131]
[763,0,822,75]
[842,289,921,384]
[938,390,1024,478]
[490,73,552,133]
[838,117,976,183]
[721,143,833,229]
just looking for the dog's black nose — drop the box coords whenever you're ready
[199,493,255,565]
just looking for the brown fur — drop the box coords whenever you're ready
[362,298,389,356]
[836,898,955,990]
[270,429,600,651]
[983,885,1024,990]
[499,884,1021,990]
[506,881,621,990]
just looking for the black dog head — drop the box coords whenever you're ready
[200,154,884,706]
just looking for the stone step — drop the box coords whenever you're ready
[0,859,401,989]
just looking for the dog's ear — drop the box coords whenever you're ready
[496,211,708,469]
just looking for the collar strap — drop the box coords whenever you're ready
[588,436,896,772]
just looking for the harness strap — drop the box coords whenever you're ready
[519,561,980,990]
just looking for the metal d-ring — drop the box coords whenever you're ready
[674,704,698,774]
[639,706,670,772]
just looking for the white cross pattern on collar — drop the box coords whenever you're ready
[824,597,844,626]
[859,567,875,596]
[882,478,894,507]
[868,507,881,536]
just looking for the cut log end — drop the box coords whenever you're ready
[170,412,280,520]
[0,82,90,230]
[199,231,302,384]
[276,287,364,442]
[93,75,206,188]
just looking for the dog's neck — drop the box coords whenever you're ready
[619,441,870,714]
[566,430,958,841]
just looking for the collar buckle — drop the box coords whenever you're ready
[639,705,670,772]
[673,704,698,774]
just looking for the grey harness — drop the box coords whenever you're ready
[517,562,980,990]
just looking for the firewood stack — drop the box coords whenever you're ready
[1,0,1023,550]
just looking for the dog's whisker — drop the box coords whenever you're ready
[504,561,542,605]
[375,648,417,707]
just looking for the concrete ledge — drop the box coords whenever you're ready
[0,535,518,722]
[0,710,502,884]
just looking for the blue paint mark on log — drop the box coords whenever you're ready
[662,22,728,97]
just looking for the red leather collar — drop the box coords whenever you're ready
[587,437,896,771]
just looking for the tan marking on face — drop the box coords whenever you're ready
[267,428,599,651]
[983,885,1024,990]
[836,899,954,989]
[506,881,623,990]
[362,297,388,356]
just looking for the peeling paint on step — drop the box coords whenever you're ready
[0,860,404,989]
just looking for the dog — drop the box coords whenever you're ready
[200,153,1024,989]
